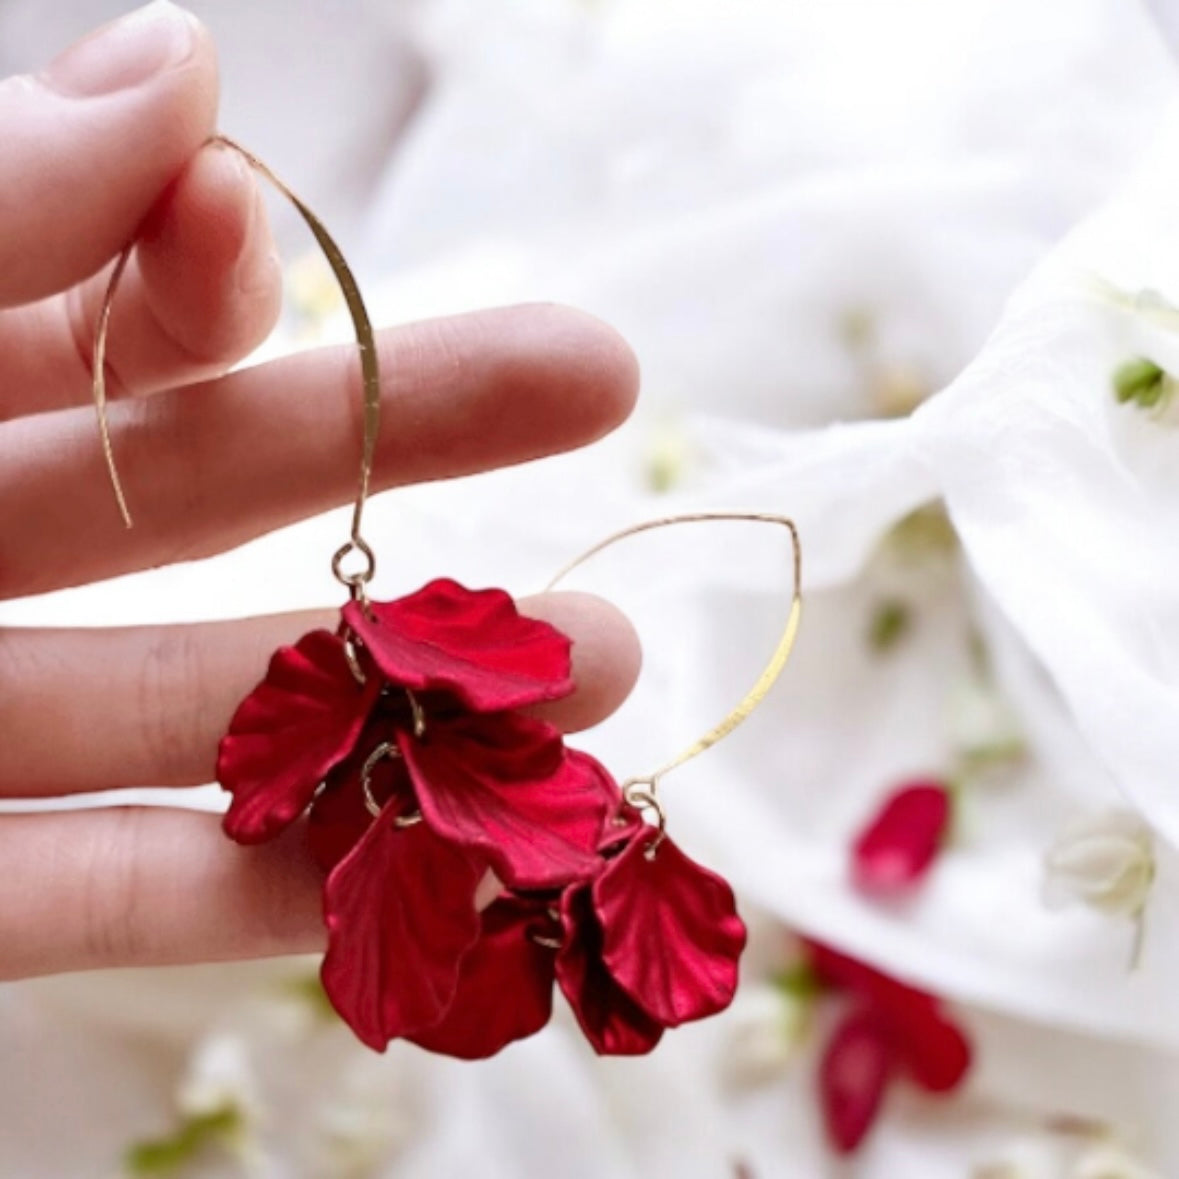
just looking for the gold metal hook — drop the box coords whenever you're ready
[546,511,803,794]
[91,135,383,595]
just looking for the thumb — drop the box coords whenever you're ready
[0,1,218,308]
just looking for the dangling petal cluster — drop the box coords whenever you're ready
[217,578,747,1057]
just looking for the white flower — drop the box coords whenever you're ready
[1073,1142,1160,1179]
[1043,810,1156,919]
[176,1032,262,1125]
[719,982,809,1090]
[310,1053,415,1178]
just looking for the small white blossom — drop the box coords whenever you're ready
[1043,810,1156,918]
[719,982,809,1090]
[311,1054,415,1178]
[176,1032,262,1124]
[1073,1143,1161,1179]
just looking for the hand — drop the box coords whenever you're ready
[0,3,640,980]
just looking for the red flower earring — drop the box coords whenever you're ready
[92,138,804,1059]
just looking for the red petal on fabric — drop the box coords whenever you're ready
[897,1009,972,1092]
[219,630,379,844]
[306,748,413,874]
[594,832,746,1027]
[555,888,665,1056]
[320,801,484,1052]
[399,713,609,889]
[819,1007,897,1155]
[851,781,952,898]
[409,896,558,1060]
[804,940,972,1095]
[343,579,574,712]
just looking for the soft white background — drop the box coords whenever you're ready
[5,1,1179,1175]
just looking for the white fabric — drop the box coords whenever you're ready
[6,0,1179,1175]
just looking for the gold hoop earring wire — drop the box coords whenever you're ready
[91,135,383,604]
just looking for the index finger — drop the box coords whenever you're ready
[0,303,640,599]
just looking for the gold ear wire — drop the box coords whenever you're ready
[546,512,803,824]
[91,135,383,603]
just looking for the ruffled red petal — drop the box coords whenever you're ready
[343,579,574,712]
[819,1007,897,1155]
[219,630,379,844]
[555,888,664,1056]
[594,832,746,1027]
[398,714,610,889]
[321,798,484,1052]
[851,781,951,898]
[307,746,413,875]
[409,896,558,1060]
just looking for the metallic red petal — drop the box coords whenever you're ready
[399,714,609,889]
[219,630,379,844]
[321,802,484,1052]
[851,781,951,898]
[307,748,413,874]
[555,888,664,1056]
[409,896,558,1060]
[343,579,574,712]
[820,1007,897,1155]
[594,833,747,1027]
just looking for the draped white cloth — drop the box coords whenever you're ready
[5,0,1179,1175]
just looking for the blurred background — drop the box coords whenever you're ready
[5,1,1179,1175]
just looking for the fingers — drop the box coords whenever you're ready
[0,3,218,308]
[0,141,282,421]
[0,592,642,797]
[0,591,643,980]
[0,303,640,599]
[0,807,325,979]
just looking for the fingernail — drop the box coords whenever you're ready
[41,2,199,98]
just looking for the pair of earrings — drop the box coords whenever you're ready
[92,137,803,1059]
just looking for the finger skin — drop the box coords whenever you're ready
[0,4,218,307]
[0,141,282,421]
[0,807,325,980]
[0,303,641,599]
[0,592,642,796]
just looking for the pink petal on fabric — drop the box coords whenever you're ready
[321,800,484,1052]
[820,1007,898,1155]
[307,746,412,874]
[219,630,379,844]
[851,781,952,898]
[409,896,558,1060]
[343,579,574,712]
[555,888,664,1056]
[594,832,747,1027]
[399,714,610,889]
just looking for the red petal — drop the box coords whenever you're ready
[219,630,379,844]
[594,833,746,1027]
[321,801,484,1051]
[820,1007,897,1154]
[885,1005,972,1093]
[343,579,574,712]
[851,781,951,898]
[805,941,972,1094]
[307,747,413,874]
[555,888,664,1056]
[399,714,609,889]
[409,897,558,1060]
